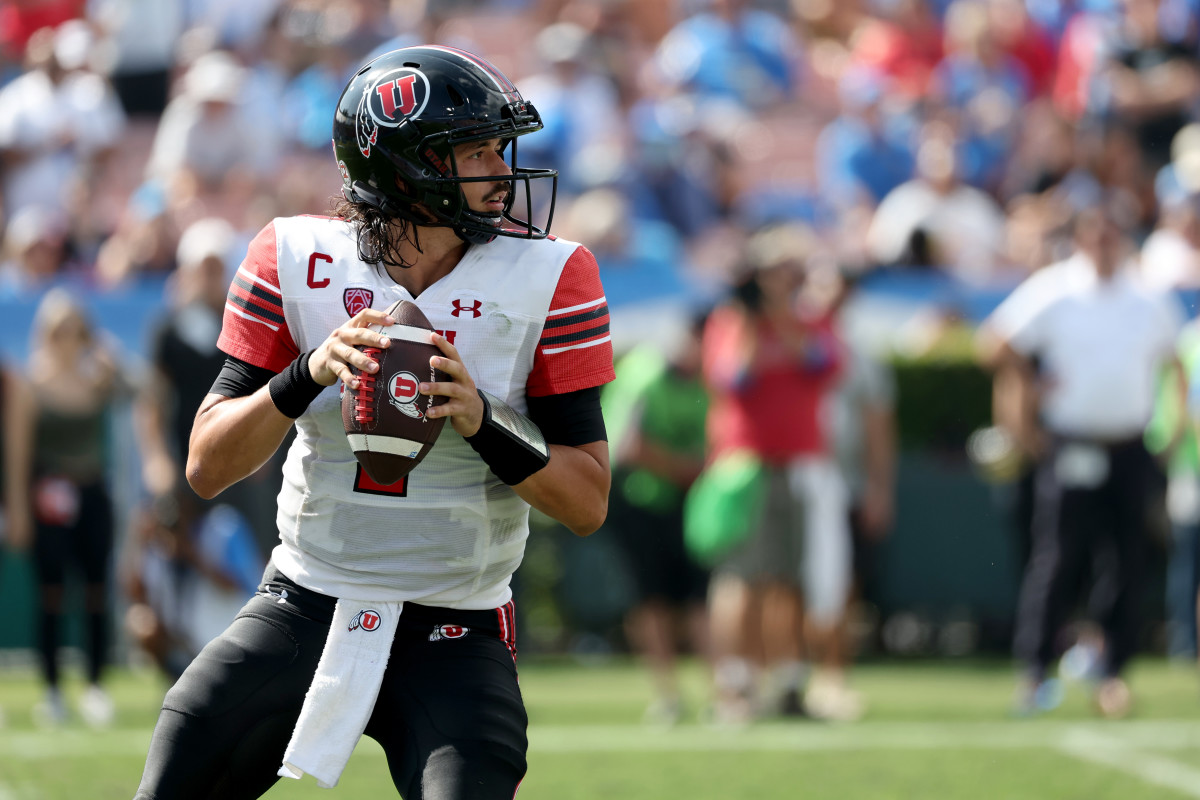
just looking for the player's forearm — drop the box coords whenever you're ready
[186,391,294,499]
[512,441,610,536]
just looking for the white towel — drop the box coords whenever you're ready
[278,599,403,788]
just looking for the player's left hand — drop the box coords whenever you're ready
[420,333,484,438]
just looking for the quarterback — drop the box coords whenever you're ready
[133,45,613,800]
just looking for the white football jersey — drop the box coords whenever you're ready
[217,215,614,608]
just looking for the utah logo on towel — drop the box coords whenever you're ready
[348,609,382,632]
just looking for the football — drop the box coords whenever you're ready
[341,299,448,485]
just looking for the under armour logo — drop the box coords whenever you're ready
[451,299,482,318]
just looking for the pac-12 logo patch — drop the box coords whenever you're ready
[429,624,469,642]
[344,288,374,317]
[349,609,382,632]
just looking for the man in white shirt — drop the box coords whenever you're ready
[981,202,1184,718]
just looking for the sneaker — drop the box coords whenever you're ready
[33,689,69,728]
[1012,677,1064,717]
[777,686,808,718]
[711,696,755,727]
[1095,678,1132,719]
[806,680,865,722]
[1060,641,1103,683]
[79,685,115,728]
[642,697,684,728]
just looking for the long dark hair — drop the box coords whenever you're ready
[331,196,423,271]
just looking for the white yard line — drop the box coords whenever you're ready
[7,720,1200,797]
[1057,728,1200,800]
[4,720,1200,757]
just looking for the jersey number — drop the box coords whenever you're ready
[353,464,408,497]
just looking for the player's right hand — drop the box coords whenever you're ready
[308,309,395,389]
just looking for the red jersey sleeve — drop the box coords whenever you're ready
[526,245,616,397]
[215,221,300,373]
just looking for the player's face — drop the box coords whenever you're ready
[454,138,512,215]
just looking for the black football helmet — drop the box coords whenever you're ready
[332,45,557,245]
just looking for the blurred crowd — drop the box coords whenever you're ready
[1,0,1200,728]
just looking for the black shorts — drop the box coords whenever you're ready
[32,481,112,587]
[134,563,527,800]
[609,491,710,606]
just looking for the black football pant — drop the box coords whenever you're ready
[134,563,527,800]
[1014,437,1159,679]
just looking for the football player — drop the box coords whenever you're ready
[133,45,613,800]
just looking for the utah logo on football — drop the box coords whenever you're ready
[387,371,424,419]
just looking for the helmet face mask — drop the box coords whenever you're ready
[333,46,557,246]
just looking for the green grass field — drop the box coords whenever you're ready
[2,656,1200,799]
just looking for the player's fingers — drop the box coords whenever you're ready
[330,359,360,389]
[350,308,395,328]
[428,353,470,384]
[339,326,392,349]
[424,395,471,419]
[339,342,380,374]
[417,380,466,401]
[430,332,463,361]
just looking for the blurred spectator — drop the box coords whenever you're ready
[187,0,281,51]
[0,21,126,220]
[846,0,943,101]
[0,0,84,66]
[93,182,177,287]
[1140,190,1200,290]
[122,489,263,681]
[984,201,1184,718]
[986,0,1058,98]
[1090,0,1200,175]
[517,21,625,193]
[931,0,1034,190]
[625,88,738,238]
[135,217,235,500]
[4,289,131,727]
[134,215,281,555]
[818,263,897,718]
[281,26,356,152]
[145,50,266,225]
[866,120,1009,282]
[0,205,72,291]
[652,0,801,112]
[603,315,712,726]
[814,67,916,213]
[701,225,845,723]
[1145,317,1200,661]
[90,0,183,116]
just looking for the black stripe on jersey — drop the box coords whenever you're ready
[232,275,284,310]
[540,321,610,347]
[227,292,287,325]
[543,304,609,329]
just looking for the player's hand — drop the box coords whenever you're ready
[420,333,484,438]
[308,309,395,388]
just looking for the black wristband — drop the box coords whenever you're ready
[268,351,325,419]
[465,389,551,485]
